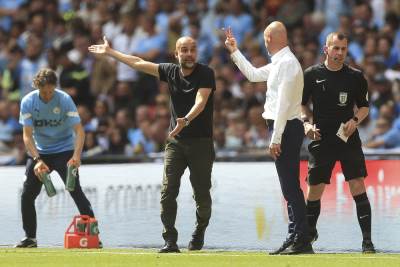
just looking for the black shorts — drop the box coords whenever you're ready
[306,141,367,185]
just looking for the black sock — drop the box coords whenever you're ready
[306,199,321,231]
[353,192,372,241]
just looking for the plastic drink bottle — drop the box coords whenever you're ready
[66,165,77,192]
[40,172,56,197]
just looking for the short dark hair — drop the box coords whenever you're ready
[325,32,348,46]
[32,68,58,89]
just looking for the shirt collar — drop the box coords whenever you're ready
[271,46,290,63]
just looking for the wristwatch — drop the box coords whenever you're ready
[352,116,359,124]
[183,117,190,127]
[33,156,41,163]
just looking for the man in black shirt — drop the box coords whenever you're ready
[89,36,215,253]
[301,32,375,253]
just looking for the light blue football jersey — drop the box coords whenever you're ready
[19,89,81,154]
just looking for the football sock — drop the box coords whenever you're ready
[353,192,372,241]
[306,199,321,230]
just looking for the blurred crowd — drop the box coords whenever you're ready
[0,0,399,165]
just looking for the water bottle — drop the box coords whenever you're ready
[76,218,87,233]
[66,165,77,192]
[40,172,56,197]
[89,220,99,235]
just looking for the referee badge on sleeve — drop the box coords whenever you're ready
[338,92,347,106]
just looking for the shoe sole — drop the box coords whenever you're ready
[362,250,376,254]
[15,245,37,248]
[269,248,290,255]
[281,250,315,255]
[188,243,204,251]
[269,252,280,255]
[158,248,181,253]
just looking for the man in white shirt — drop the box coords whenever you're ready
[225,22,313,254]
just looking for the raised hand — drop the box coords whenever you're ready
[88,36,110,54]
[304,122,321,141]
[224,27,238,53]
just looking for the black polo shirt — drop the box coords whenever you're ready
[158,63,215,139]
[302,63,369,146]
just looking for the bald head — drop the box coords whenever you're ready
[176,36,196,50]
[263,21,288,55]
[175,36,197,71]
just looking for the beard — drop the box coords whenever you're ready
[179,60,196,70]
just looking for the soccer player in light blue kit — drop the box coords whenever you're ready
[15,68,98,248]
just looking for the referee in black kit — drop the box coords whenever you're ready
[302,32,375,253]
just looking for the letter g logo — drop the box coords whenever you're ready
[79,237,88,247]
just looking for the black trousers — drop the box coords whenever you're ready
[160,137,215,242]
[21,150,94,238]
[268,119,308,237]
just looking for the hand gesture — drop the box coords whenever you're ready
[343,118,357,137]
[88,36,110,54]
[168,117,186,138]
[224,27,238,54]
[34,160,50,180]
[304,122,321,141]
[269,143,281,160]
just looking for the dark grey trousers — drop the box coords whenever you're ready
[160,137,215,242]
[268,119,308,238]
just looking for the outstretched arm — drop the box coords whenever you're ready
[88,36,159,78]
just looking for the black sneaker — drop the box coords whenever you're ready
[362,240,376,254]
[280,235,314,255]
[15,238,37,248]
[159,241,180,253]
[310,229,319,244]
[98,240,103,249]
[269,236,294,255]
[188,232,205,251]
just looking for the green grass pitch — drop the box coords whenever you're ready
[1,248,399,267]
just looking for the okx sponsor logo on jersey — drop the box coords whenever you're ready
[34,119,62,127]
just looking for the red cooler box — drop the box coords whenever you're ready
[64,215,100,249]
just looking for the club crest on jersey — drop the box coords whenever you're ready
[53,107,61,114]
[338,92,347,106]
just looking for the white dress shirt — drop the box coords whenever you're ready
[231,46,303,144]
